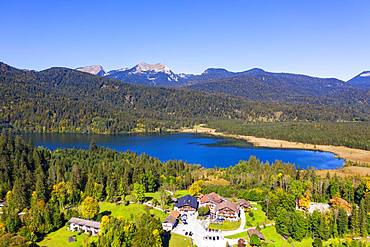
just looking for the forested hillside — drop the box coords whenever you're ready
[188,70,369,106]
[1,62,368,135]
[207,120,370,150]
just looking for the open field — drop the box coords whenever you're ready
[225,226,313,246]
[181,125,370,164]
[174,190,191,198]
[317,166,370,178]
[99,202,167,221]
[38,226,97,247]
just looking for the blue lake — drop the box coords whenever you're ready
[22,133,344,169]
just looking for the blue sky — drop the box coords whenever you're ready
[1,0,369,80]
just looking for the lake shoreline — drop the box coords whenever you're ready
[179,125,370,165]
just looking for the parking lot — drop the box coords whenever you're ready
[172,212,228,247]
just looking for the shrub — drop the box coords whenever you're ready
[198,206,210,216]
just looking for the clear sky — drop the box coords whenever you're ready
[1,0,369,80]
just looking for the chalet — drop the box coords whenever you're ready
[68,217,100,236]
[215,201,240,221]
[199,192,224,207]
[199,192,224,216]
[174,195,198,214]
[247,228,265,240]
[238,199,252,210]
[162,211,180,231]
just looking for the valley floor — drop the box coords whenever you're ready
[181,125,370,165]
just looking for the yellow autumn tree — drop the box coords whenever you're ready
[80,196,99,220]
[188,180,204,196]
[298,191,311,210]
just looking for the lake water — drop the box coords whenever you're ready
[22,133,344,169]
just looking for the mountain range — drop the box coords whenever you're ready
[76,62,369,104]
[347,71,370,90]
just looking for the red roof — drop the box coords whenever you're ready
[247,229,264,240]
[200,192,223,204]
[170,210,180,218]
[216,201,240,214]
[239,199,251,208]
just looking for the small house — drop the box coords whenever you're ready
[174,195,198,214]
[247,228,265,240]
[162,211,180,231]
[68,217,100,236]
[215,201,240,221]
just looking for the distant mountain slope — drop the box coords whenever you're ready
[76,65,105,76]
[187,68,368,105]
[1,62,367,134]
[347,71,370,90]
[75,63,369,102]
[105,62,185,86]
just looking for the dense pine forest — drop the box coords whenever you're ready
[0,134,369,246]
[207,120,370,150]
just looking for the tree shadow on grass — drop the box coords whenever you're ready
[95,210,112,221]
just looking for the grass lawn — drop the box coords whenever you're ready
[38,226,97,247]
[145,192,161,201]
[168,233,192,247]
[99,202,167,221]
[261,226,313,247]
[174,190,191,198]
[208,220,241,231]
[244,203,272,228]
[324,237,369,246]
[226,226,369,247]
[225,231,249,239]
[226,226,313,247]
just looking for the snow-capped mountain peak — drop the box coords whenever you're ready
[105,62,181,86]
[76,65,105,76]
[359,71,370,77]
[347,71,370,90]
[134,62,172,74]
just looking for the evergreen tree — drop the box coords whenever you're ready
[359,199,368,236]
[337,208,348,236]
[35,164,48,201]
[350,204,360,235]
[3,191,21,233]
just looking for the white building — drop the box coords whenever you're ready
[307,202,331,214]
[68,217,100,236]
